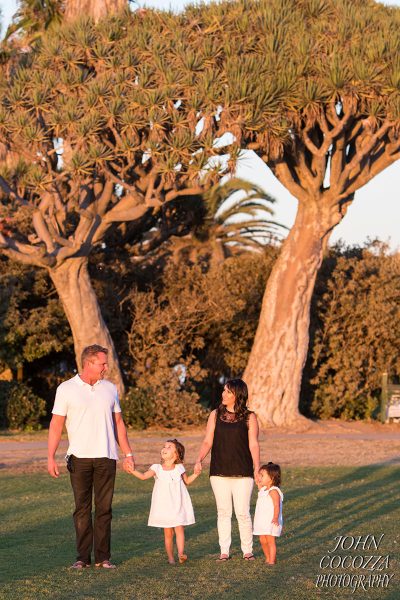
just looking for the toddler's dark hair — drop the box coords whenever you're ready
[167,439,185,464]
[260,462,281,487]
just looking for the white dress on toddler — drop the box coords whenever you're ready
[147,463,195,528]
[253,485,283,537]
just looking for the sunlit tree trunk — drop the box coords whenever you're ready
[244,199,336,426]
[49,256,125,397]
[64,0,126,22]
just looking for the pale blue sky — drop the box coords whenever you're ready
[1,0,399,250]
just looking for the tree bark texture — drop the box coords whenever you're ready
[49,256,125,397]
[243,199,336,427]
[64,0,126,22]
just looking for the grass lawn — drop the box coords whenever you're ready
[0,466,399,600]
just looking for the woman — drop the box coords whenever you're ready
[194,379,260,561]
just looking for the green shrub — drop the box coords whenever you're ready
[302,242,400,420]
[0,381,46,430]
[121,387,156,430]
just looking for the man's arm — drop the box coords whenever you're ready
[47,414,66,478]
[113,412,135,472]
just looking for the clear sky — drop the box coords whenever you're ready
[1,0,399,250]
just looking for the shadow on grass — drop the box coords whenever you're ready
[1,467,399,600]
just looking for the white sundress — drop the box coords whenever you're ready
[253,485,283,537]
[147,463,195,528]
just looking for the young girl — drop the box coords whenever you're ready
[253,462,283,565]
[129,439,199,564]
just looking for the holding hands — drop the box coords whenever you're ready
[123,454,135,474]
[194,461,202,475]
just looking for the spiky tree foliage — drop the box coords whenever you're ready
[170,0,400,425]
[0,11,227,394]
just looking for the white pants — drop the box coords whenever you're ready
[210,476,254,556]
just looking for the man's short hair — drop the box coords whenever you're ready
[81,345,108,366]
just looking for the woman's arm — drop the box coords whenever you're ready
[248,413,260,476]
[194,409,217,474]
[130,468,155,480]
[269,489,280,525]
[182,472,200,486]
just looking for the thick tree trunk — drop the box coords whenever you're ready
[64,0,127,22]
[243,199,336,427]
[49,256,125,397]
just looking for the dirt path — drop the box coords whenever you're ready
[1,420,399,473]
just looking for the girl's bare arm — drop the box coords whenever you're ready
[182,472,200,485]
[269,489,280,525]
[130,468,155,480]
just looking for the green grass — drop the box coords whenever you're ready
[0,467,399,600]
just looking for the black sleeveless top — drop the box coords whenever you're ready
[209,407,254,478]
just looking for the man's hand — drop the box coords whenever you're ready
[48,457,60,478]
[123,456,135,473]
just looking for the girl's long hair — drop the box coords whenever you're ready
[166,439,185,464]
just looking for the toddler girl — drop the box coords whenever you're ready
[129,439,199,564]
[253,462,283,565]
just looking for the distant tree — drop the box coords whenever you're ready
[179,0,400,425]
[167,178,281,267]
[4,1,63,47]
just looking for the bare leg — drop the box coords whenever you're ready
[265,535,276,564]
[175,526,187,562]
[259,535,270,563]
[164,528,175,564]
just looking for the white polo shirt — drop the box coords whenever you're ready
[52,374,122,459]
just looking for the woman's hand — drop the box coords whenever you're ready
[271,518,279,527]
[253,467,260,484]
[194,461,202,475]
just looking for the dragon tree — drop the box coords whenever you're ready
[0,10,234,394]
[179,0,400,425]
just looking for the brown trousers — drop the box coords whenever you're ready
[69,456,116,564]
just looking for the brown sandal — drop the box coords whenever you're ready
[70,561,90,569]
[216,554,231,562]
[95,560,116,569]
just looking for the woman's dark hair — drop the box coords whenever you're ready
[260,462,281,487]
[167,439,185,464]
[221,378,249,419]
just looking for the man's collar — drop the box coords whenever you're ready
[75,374,102,387]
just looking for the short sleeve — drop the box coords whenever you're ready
[112,387,122,413]
[150,464,160,477]
[52,384,68,416]
[176,464,186,475]
[270,486,284,500]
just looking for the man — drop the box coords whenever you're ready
[48,344,134,569]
